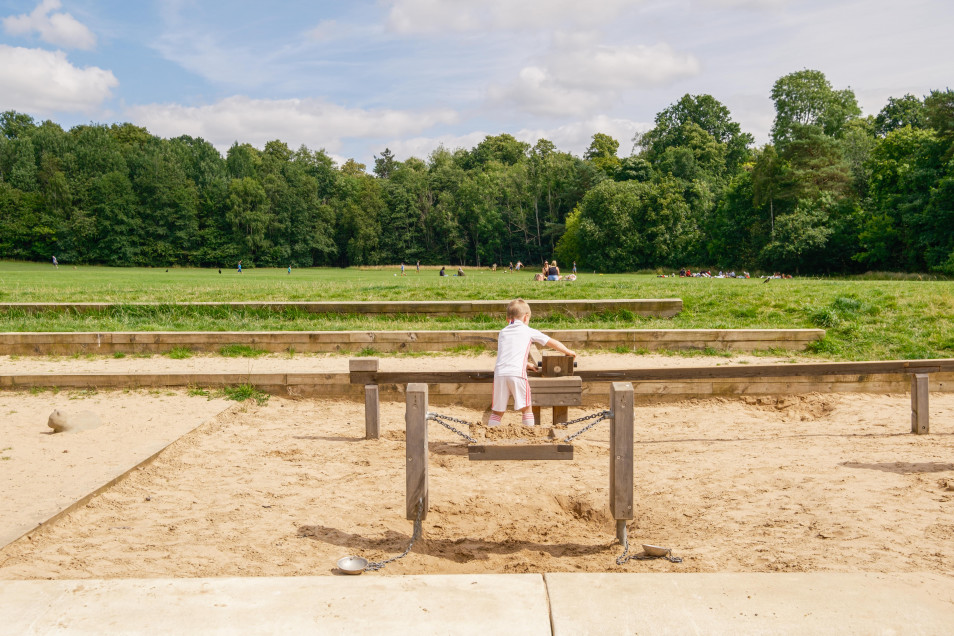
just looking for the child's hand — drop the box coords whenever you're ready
[526,360,538,371]
[565,349,577,357]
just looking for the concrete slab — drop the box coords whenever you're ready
[0,574,551,635]
[545,572,954,635]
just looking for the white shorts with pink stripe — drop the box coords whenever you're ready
[491,375,531,411]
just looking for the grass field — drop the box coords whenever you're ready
[1,261,952,361]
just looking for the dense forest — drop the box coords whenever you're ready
[1,70,952,274]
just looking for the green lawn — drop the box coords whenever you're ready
[1,261,952,361]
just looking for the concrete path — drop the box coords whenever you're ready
[2,572,952,635]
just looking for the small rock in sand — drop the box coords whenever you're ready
[48,409,103,434]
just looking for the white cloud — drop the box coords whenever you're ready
[385,0,639,34]
[0,44,116,114]
[2,0,96,50]
[124,96,459,153]
[490,34,699,117]
[694,0,787,8]
[547,36,701,90]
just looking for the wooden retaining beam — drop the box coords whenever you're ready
[0,299,683,318]
[0,328,823,355]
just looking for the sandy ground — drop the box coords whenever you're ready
[0,386,952,579]
[0,391,233,548]
[0,350,802,375]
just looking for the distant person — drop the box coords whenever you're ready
[547,260,560,281]
[288,265,292,274]
[489,299,577,427]
[508,261,514,273]
[457,266,465,276]
[492,263,497,271]
[572,261,576,275]
[52,256,58,268]
[401,262,406,276]
[416,260,420,274]
[237,260,242,273]
[439,266,446,277]
[515,261,522,270]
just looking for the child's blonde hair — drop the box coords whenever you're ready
[507,298,531,320]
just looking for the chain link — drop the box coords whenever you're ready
[562,410,611,442]
[426,412,478,443]
[615,532,683,565]
[426,409,611,444]
[365,498,424,572]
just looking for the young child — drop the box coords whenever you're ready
[489,299,576,427]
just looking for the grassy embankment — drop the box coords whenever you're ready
[0,261,952,361]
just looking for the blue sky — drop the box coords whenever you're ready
[2,0,952,167]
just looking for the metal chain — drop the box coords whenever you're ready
[365,498,424,572]
[562,410,611,442]
[426,412,478,443]
[616,533,683,565]
[426,409,610,444]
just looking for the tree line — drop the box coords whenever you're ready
[1,69,952,273]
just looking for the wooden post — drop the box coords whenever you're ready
[350,358,380,439]
[911,373,929,435]
[406,383,429,520]
[364,385,379,439]
[531,405,542,427]
[610,382,634,542]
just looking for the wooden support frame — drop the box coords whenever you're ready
[911,373,929,435]
[406,383,429,520]
[610,382,634,542]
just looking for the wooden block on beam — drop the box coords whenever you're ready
[406,383,429,520]
[911,373,929,434]
[541,355,575,377]
[468,445,574,461]
[350,358,380,373]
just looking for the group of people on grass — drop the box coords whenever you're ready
[429,259,578,281]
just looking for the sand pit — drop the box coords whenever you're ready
[1,387,952,580]
[0,390,234,549]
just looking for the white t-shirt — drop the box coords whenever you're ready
[494,320,550,378]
